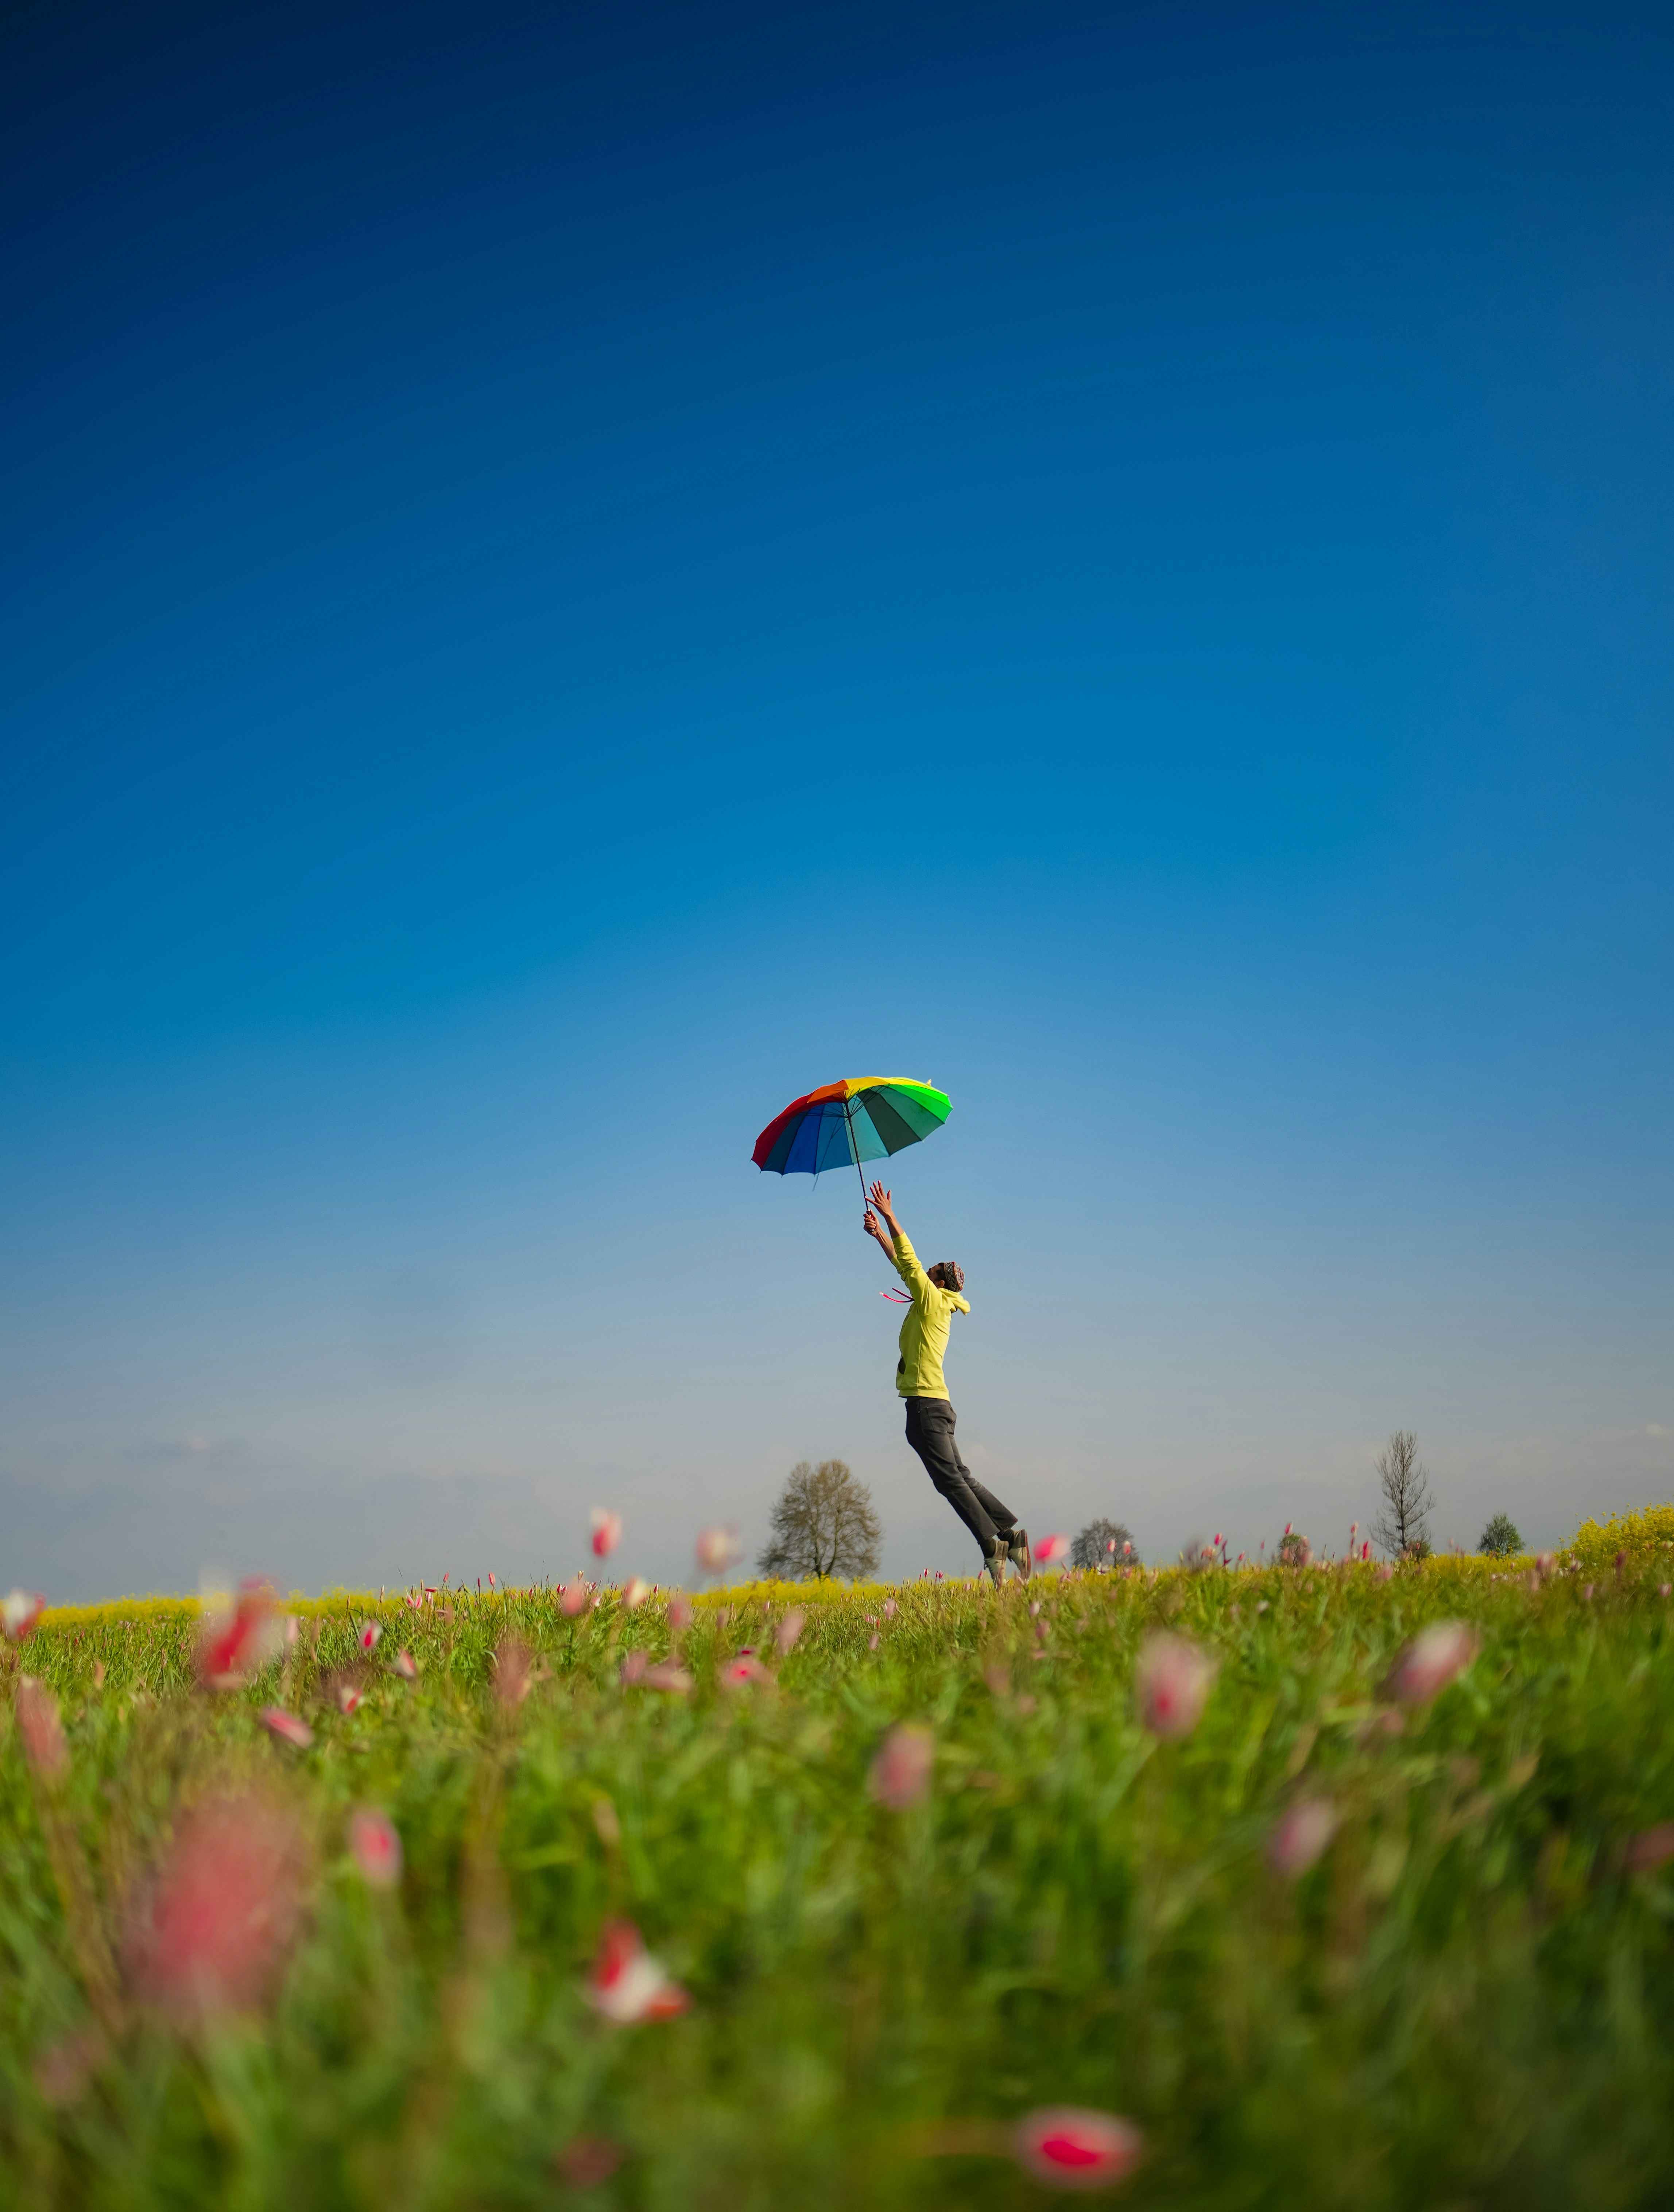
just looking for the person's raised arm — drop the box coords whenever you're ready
[861,1206,897,1264]
[868,1182,931,1296]
[867,1181,904,1247]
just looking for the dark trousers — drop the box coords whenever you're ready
[903,1396,1016,1555]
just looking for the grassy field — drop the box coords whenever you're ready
[4,1506,1674,2210]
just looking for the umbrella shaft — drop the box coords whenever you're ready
[844,1099,868,1211]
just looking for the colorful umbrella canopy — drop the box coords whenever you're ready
[752,1077,951,1182]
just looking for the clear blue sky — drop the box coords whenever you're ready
[3,1,1670,1599]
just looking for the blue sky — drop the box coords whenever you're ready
[3,2,1670,1599]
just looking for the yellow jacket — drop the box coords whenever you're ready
[891,1231,969,1400]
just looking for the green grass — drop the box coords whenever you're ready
[5,1542,1674,2209]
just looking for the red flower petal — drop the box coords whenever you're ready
[1014,2108,1143,2191]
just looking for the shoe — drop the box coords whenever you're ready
[984,1540,1008,1589]
[1007,1527,1033,1583]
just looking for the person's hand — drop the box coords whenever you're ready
[867,1181,894,1216]
[863,1208,880,1236]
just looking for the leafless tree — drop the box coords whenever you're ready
[1371,1429,1434,1558]
[1071,1518,1135,1569]
[757,1459,882,1580]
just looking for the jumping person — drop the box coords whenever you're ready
[862,1179,1030,1588]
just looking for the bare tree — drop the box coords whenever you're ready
[1071,1518,1135,1569]
[1371,1429,1434,1558]
[757,1459,882,1580]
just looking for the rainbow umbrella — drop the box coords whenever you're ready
[752,1077,952,1206]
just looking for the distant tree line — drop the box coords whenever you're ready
[1278,1433,1524,1565]
[752,1434,1526,1585]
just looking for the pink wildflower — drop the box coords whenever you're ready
[642,1661,694,1693]
[125,1791,307,2020]
[869,1722,934,1809]
[621,1577,650,1610]
[695,1526,740,1576]
[722,1654,774,1689]
[883,1598,897,1618]
[198,1579,282,1689]
[1267,1797,1339,1878]
[1034,1534,1069,1565]
[557,2139,623,2187]
[495,1635,533,1707]
[1013,2107,1143,2191]
[336,1682,363,1715]
[357,1621,381,1654]
[15,1676,68,1782]
[1134,1632,1216,1740]
[2,1590,46,1641]
[590,1509,623,1560]
[775,1607,806,1656]
[585,1919,689,2024]
[32,2026,105,2107]
[389,1650,418,1681]
[869,1633,880,1650]
[349,1807,403,1888]
[619,1650,648,1688]
[1388,1621,1477,1705]
[667,1594,694,1632]
[487,1572,497,1589]
[561,1575,593,1616]
[1624,1823,1674,1873]
[259,1707,314,1750]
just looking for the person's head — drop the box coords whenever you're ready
[927,1260,965,1294]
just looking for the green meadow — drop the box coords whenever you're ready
[4,1507,1674,2211]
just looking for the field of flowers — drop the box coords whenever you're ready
[5,1505,1674,2210]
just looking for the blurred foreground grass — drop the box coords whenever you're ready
[5,1516,1674,2209]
